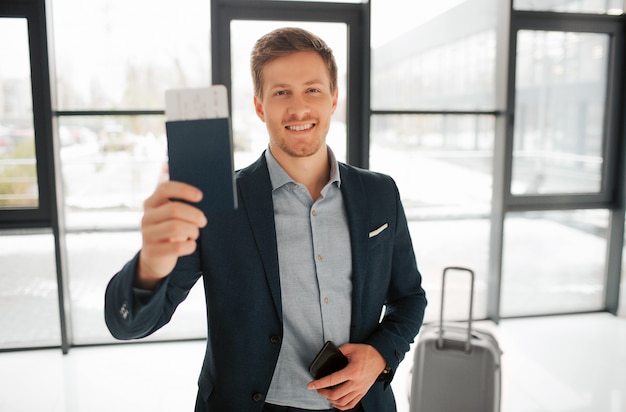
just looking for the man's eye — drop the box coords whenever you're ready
[309,88,321,93]
[275,90,288,96]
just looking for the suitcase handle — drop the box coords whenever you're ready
[438,266,475,353]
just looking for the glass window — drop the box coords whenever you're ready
[59,115,167,231]
[370,114,495,321]
[408,219,491,323]
[230,20,348,169]
[52,0,211,110]
[370,114,494,218]
[371,0,498,111]
[68,232,207,343]
[512,31,609,195]
[0,18,39,208]
[54,0,214,345]
[0,231,61,348]
[514,0,624,14]
[59,116,210,343]
[501,210,608,317]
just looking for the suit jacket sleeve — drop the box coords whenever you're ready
[104,250,203,340]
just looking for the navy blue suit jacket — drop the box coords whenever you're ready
[105,153,427,412]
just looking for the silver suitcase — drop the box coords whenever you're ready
[409,267,502,412]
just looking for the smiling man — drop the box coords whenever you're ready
[105,27,427,412]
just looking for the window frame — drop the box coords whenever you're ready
[210,0,371,167]
[1,0,624,353]
[0,0,56,228]
[0,0,72,354]
[505,11,624,211]
[488,6,626,319]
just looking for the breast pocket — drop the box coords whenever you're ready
[368,222,391,249]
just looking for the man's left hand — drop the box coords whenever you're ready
[307,343,387,411]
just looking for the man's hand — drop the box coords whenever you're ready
[136,181,207,289]
[307,343,387,411]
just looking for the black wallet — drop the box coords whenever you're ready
[308,341,349,379]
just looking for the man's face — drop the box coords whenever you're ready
[254,51,338,159]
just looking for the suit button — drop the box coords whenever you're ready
[252,393,264,402]
[270,335,281,344]
[119,302,129,320]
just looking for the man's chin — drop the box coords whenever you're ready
[274,140,324,159]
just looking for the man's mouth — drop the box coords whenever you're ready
[286,123,315,132]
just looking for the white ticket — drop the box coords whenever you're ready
[165,85,229,121]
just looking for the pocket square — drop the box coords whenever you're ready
[369,223,389,238]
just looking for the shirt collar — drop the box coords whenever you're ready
[265,146,342,192]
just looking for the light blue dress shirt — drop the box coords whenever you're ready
[264,147,352,409]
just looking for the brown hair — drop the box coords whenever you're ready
[250,27,338,99]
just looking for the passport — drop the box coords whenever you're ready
[165,86,237,211]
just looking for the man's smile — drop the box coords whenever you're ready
[286,123,316,132]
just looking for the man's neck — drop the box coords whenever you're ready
[269,145,330,200]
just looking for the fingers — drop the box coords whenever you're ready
[314,383,364,411]
[308,370,349,391]
[143,201,207,236]
[141,235,198,260]
[308,344,385,410]
[143,181,207,231]
[144,180,203,209]
[331,394,363,411]
[308,370,356,409]
[142,219,201,251]
[141,194,207,257]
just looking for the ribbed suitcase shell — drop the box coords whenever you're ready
[409,267,502,412]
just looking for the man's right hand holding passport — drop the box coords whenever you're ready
[135,181,207,290]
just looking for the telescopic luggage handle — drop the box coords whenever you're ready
[437,266,475,353]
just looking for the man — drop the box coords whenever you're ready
[105,27,427,412]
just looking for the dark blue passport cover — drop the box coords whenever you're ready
[166,118,237,211]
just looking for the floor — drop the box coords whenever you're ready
[0,313,624,412]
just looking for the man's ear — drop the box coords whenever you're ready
[254,96,265,122]
[331,88,339,114]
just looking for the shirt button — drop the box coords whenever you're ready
[312,210,317,216]
[270,335,281,344]
[324,297,329,304]
[293,184,300,190]
[317,254,323,261]
[252,393,264,402]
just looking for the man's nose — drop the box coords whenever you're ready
[287,95,310,117]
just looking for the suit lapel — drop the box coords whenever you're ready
[237,155,282,320]
[339,164,369,328]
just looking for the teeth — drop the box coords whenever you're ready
[287,124,314,131]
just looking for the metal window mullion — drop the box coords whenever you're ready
[486,0,513,324]
[346,1,369,169]
[40,0,73,354]
[604,18,626,315]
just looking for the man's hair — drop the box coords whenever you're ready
[250,27,338,99]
